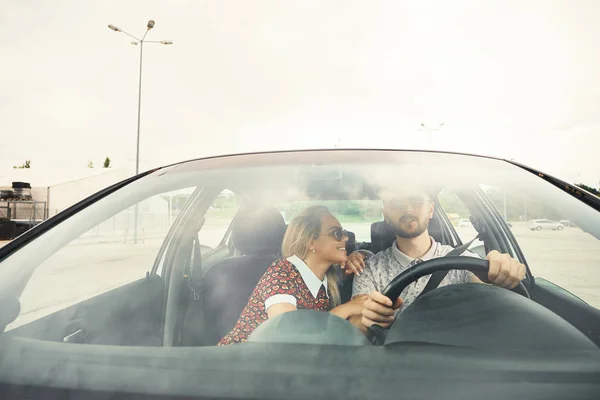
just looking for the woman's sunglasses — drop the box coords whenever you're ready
[323,226,349,241]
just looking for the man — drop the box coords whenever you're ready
[343,185,526,333]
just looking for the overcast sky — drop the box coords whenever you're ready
[1,0,599,186]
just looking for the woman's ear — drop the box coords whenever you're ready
[307,239,316,254]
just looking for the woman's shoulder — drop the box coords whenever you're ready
[264,257,298,277]
[256,258,301,287]
[255,258,302,297]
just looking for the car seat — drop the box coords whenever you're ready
[182,205,286,346]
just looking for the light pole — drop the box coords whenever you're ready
[107,20,173,175]
[419,122,445,150]
[108,20,172,244]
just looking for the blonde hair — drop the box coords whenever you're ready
[281,205,341,307]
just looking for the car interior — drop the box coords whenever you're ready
[151,181,600,350]
[162,193,458,347]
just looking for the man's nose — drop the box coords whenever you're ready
[402,200,414,212]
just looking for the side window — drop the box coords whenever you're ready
[436,189,478,241]
[10,187,196,330]
[197,190,241,249]
[481,184,600,309]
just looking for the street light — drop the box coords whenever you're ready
[418,122,445,150]
[107,19,173,176]
[108,20,172,244]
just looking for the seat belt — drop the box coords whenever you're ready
[178,237,203,346]
[417,233,481,298]
[368,232,484,346]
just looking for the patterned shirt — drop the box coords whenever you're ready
[352,237,479,314]
[218,257,330,345]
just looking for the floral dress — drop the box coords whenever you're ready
[218,258,329,345]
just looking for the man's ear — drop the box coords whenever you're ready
[428,200,435,219]
[382,208,390,223]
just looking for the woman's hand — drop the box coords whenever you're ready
[341,251,366,276]
[330,294,369,319]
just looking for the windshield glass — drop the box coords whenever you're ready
[1,151,599,346]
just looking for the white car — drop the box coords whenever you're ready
[458,219,472,228]
[529,219,564,231]
[560,220,577,228]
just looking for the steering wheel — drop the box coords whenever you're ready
[364,257,530,345]
[382,256,530,303]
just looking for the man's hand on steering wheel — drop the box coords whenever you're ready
[482,250,526,289]
[360,291,403,331]
[359,252,526,332]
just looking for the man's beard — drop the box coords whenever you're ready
[387,214,428,239]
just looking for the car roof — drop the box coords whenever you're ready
[157,148,508,171]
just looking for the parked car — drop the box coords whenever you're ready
[1,150,599,399]
[560,219,577,228]
[458,218,473,228]
[528,219,565,231]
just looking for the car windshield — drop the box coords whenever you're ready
[1,150,599,348]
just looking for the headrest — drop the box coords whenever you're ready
[427,214,443,243]
[231,205,286,256]
[345,231,356,254]
[370,221,396,254]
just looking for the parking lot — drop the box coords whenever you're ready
[3,220,600,330]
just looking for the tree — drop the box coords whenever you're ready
[88,160,94,168]
[482,186,562,221]
[576,183,600,197]
[438,191,470,218]
[13,160,31,169]
[103,157,111,168]
[211,192,237,209]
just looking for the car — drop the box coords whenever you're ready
[0,149,599,400]
[528,219,565,231]
[458,218,472,228]
[560,219,577,228]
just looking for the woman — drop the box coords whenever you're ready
[218,205,365,345]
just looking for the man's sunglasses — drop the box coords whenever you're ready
[323,226,349,241]
[385,196,428,210]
